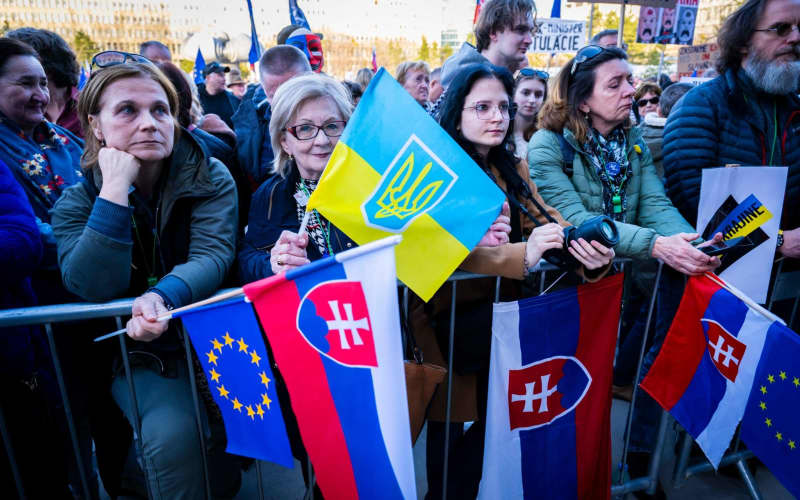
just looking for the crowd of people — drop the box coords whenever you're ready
[1,0,798,497]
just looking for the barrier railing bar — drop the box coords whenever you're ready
[115,316,151,499]
[645,410,669,495]
[441,280,457,500]
[765,260,784,311]
[181,325,212,500]
[44,322,92,499]
[0,396,25,499]
[672,431,693,486]
[303,461,314,500]
[737,458,763,500]
[618,262,664,487]
[255,460,264,500]
[682,449,754,478]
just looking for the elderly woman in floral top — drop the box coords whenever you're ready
[0,37,83,274]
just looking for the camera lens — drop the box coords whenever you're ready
[599,220,617,242]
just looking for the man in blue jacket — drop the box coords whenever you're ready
[231,45,310,192]
[663,0,800,261]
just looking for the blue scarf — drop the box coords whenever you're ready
[0,115,84,221]
[583,126,631,222]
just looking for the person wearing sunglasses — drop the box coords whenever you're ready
[664,0,800,279]
[512,68,548,156]
[633,81,661,123]
[50,60,240,498]
[412,63,613,499]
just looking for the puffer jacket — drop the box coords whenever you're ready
[663,68,800,227]
[529,127,695,260]
[231,84,272,191]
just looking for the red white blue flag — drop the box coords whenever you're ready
[478,274,622,500]
[641,275,774,467]
[243,236,415,499]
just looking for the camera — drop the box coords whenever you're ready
[542,215,620,269]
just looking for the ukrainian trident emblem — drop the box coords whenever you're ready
[361,134,458,232]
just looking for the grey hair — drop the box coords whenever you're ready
[270,73,354,178]
[260,45,312,76]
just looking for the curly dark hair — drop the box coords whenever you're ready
[715,0,770,73]
[438,63,530,200]
[6,28,79,88]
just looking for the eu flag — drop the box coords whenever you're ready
[741,321,800,497]
[246,0,262,70]
[289,0,311,29]
[177,298,293,467]
[193,48,206,85]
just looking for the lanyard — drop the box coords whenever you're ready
[591,131,625,214]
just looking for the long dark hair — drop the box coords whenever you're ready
[438,63,530,201]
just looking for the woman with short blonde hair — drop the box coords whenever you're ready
[396,60,431,107]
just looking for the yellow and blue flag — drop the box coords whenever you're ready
[177,298,293,467]
[306,68,505,301]
[710,193,773,246]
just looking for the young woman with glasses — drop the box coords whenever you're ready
[512,68,548,157]
[413,63,614,498]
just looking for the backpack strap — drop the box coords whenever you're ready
[557,133,575,178]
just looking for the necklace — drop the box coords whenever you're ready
[131,214,160,287]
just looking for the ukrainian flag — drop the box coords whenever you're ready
[307,68,505,301]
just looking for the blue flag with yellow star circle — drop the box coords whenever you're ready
[741,321,800,497]
[178,297,293,467]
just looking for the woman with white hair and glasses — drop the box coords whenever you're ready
[51,52,240,498]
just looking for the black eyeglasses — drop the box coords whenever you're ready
[636,96,659,107]
[754,22,800,37]
[571,45,606,75]
[90,51,152,73]
[519,68,549,80]
[284,121,347,140]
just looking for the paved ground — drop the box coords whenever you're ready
[104,398,793,499]
[230,399,793,499]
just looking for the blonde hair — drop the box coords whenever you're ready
[270,73,354,178]
[395,61,430,85]
[78,63,180,170]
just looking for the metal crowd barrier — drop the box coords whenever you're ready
[0,259,796,500]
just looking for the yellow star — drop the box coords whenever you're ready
[250,349,261,366]
[217,385,229,399]
[768,374,775,383]
[246,405,255,420]
[238,337,249,353]
[794,377,800,388]
[780,371,787,380]
[776,432,783,441]
[223,332,234,348]
[262,392,272,409]
[206,350,218,366]
[760,385,768,394]
[211,338,223,353]
[760,401,767,410]
[209,368,221,383]
[766,418,772,427]
[790,441,797,450]
[259,371,271,388]
[232,397,242,412]
[256,404,265,420]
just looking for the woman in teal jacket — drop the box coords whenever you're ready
[528,45,721,274]
[528,45,722,485]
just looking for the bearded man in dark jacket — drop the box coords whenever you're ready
[663,0,800,262]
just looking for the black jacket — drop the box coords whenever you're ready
[238,167,356,284]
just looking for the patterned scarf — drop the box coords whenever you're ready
[294,178,332,256]
[583,127,631,222]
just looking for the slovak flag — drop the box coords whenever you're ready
[243,236,416,500]
[641,275,773,468]
[479,274,623,500]
[371,47,378,73]
[473,0,485,24]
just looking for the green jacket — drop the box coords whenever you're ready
[52,133,238,305]
[528,127,694,260]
